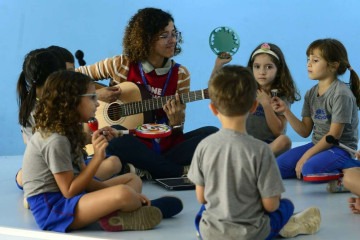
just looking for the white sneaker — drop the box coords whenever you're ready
[127,163,152,180]
[326,178,349,193]
[279,207,321,238]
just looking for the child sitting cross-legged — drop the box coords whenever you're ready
[22,70,182,233]
[187,65,321,239]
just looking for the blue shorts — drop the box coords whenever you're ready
[195,199,294,239]
[27,191,85,232]
[277,142,360,179]
[266,198,294,239]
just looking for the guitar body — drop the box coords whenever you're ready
[97,81,153,130]
[85,82,153,155]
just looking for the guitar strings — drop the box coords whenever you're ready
[107,90,209,120]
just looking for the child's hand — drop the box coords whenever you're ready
[271,96,287,113]
[138,193,151,206]
[98,126,118,141]
[256,89,271,106]
[91,130,108,159]
[215,52,232,67]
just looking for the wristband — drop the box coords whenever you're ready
[171,122,184,129]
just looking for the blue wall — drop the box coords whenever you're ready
[1,0,360,156]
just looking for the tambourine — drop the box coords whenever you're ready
[87,118,172,139]
[303,172,343,182]
[128,123,172,139]
[209,26,240,57]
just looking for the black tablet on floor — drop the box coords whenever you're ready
[154,177,195,191]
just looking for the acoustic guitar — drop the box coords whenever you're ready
[85,81,209,155]
[76,50,209,154]
[96,81,209,130]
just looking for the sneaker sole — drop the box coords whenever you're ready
[99,206,162,231]
[280,207,321,237]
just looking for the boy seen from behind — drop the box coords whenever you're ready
[187,65,321,239]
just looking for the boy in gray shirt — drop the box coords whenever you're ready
[187,65,321,239]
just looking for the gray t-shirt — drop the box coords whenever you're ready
[188,128,285,240]
[302,80,358,153]
[246,97,289,142]
[22,132,82,198]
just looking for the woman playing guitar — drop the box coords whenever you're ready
[76,7,218,179]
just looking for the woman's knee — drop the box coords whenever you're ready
[108,156,122,173]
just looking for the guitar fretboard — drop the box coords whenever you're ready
[120,89,209,117]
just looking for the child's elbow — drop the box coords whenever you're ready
[264,203,279,213]
[62,191,75,199]
[262,197,280,212]
[197,196,207,204]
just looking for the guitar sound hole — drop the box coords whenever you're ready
[107,103,122,121]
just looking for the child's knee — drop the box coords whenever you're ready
[343,168,357,189]
[278,135,292,149]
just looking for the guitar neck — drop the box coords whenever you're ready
[122,89,208,117]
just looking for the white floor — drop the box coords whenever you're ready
[1,153,360,240]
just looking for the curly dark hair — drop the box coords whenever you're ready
[34,70,93,161]
[247,43,301,104]
[123,7,182,62]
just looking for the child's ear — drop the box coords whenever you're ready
[209,103,218,116]
[330,62,340,72]
[250,100,258,114]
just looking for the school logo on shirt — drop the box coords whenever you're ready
[314,109,331,120]
[145,85,163,98]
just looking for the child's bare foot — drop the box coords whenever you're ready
[348,197,360,214]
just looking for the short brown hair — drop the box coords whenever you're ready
[208,65,257,116]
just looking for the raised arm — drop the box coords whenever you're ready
[209,53,232,80]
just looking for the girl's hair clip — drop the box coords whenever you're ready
[260,43,271,51]
[251,43,279,60]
